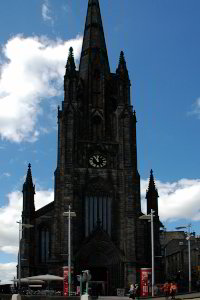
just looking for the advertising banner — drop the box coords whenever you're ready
[63,266,69,296]
[140,268,152,297]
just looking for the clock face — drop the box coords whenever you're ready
[89,154,107,168]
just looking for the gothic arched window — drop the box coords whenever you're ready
[93,69,101,108]
[92,115,102,140]
[39,227,50,263]
[85,195,112,237]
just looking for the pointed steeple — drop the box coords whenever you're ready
[147,169,156,192]
[22,164,35,194]
[22,163,35,215]
[146,169,159,215]
[25,163,34,189]
[65,47,76,76]
[79,0,110,80]
[64,47,77,104]
[116,51,129,80]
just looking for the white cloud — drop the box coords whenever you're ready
[189,97,200,119]
[35,189,54,210]
[0,263,17,282]
[0,35,82,143]
[42,0,54,25]
[141,178,200,221]
[0,172,11,179]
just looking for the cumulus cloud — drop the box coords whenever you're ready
[141,178,200,221]
[42,0,54,25]
[0,34,82,143]
[188,97,200,119]
[0,263,17,282]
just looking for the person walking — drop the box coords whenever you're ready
[170,282,177,299]
[129,283,136,299]
[135,283,140,300]
[163,281,170,300]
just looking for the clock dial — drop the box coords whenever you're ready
[89,154,107,168]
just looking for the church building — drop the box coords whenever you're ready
[20,0,161,294]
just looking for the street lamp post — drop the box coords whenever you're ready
[139,209,155,297]
[176,224,192,293]
[63,205,76,296]
[16,221,34,291]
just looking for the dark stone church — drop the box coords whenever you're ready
[20,0,162,294]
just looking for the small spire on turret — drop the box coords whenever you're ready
[146,169,159,215]
[26,163,33,186]
[116,51,129,79]
[148,169,156,191]
[22,163,35,214]
[65,47,76,75]
[22,163,35,193]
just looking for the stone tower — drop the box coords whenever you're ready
[52,0,144,289]
[20,0,161,294]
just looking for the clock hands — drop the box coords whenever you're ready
[89,154,107,168]
[93,155,100,163]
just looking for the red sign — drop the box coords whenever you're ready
[140,268,152,297]
[63,266,69,296]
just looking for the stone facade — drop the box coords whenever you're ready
[164,236,200,288]
[20,0,161,294]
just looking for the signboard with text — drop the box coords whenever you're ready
[140,268,152,297]
[63,266,69,296]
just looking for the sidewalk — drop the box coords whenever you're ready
[98,292,200,300]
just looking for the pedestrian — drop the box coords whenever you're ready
[129,283,136,299]
[163,281,170,300]
[135,283,140,300]
[170,282,177,299]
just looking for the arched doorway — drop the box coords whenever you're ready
[75,228,125,295]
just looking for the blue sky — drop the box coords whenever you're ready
[0,0,200,281]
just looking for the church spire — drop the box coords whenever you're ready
[64,47,77,104]
[146,169,159,215]
[25,163,34,188]
[22,163,35,215]
[65,47,76,76]
[79,0,110,79]
[116,51,129,80]
[147,169,156,192]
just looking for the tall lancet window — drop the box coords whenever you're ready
[85,195,112,237]
[40,227,50,263]
[92,115,102,140]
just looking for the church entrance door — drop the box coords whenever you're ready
[89,267,108,296]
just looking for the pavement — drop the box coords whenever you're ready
[98,292,200,300]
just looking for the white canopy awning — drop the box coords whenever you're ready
[26,274,63,281]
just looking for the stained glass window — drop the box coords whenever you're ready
[85,195,112,236]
